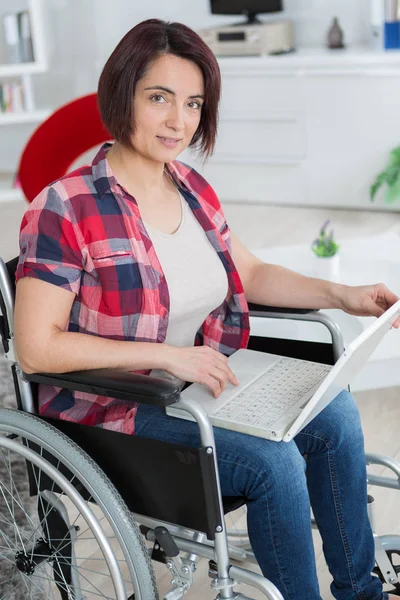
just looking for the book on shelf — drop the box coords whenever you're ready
[18,11,35,63]
[0,81,25,113]
[2,10,35,64]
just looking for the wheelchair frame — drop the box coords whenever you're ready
[1,255,400,599]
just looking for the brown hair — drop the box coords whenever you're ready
[97,19,221,157]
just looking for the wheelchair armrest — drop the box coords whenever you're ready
[248,303,344,363]
[24,369,181,406]
[248,303,318,315]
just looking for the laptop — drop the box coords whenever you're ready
[166,300,400,442]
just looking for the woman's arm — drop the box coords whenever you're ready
[14,277,168,374]
[230,231,341,309]
[15,277,239,395]
[230,232,400,324]
[245,262,342,309]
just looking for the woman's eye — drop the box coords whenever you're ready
[188,101,202,110]
[150,94,166,103]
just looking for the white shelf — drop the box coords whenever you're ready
[0,187,23,203]
[0,108,50,125]
[0,61,47,78]
[0,0,47,77]
[218,45,400,76]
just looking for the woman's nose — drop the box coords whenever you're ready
[166,105,185,131]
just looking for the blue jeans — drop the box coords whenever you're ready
[134,390,387,600]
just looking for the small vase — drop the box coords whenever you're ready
[312,254,340,282]
[327,17,345,49]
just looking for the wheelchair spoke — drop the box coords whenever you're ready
[53,554,134,585]
[0,526,19,552]
[18,569,37,600]
[30,569,58,600]
[26,566,61,599]
[0,491,36,540]
[49,510,109,558]
[25,447,104,558]
[28,446,57,540]
[0,552,16,566]
[34,557,128,600]
[0,544,16,561]
[42,549,124,599]
[70,555,129,563]
[21,557,76,600]
[0,480,27,553]
[4,572,28,599]
[0,512,32,542]
[0,446,37,531]
[0,513,36,556]
[45,557,69,592]
[0,574,18,590]
[24,492,134,597]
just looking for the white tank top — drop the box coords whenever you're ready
[143,191,229,387]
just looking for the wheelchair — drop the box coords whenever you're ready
[1,255,400,600]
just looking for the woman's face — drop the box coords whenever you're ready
[131,53,204,163]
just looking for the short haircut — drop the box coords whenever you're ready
[97,19,221,158]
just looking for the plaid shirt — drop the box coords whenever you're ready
[17,143,250,434]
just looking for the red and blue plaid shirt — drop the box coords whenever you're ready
[17,143,250,433]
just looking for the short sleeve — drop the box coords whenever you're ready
[16,186,84,294]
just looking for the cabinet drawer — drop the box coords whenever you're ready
[199,162,307,206]
[220,75,304,113]
[214,111,306,160]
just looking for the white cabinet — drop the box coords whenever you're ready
[184,48,400,211]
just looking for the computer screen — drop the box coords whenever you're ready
[210,0,283,17]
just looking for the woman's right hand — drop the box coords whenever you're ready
[163,345,240,398]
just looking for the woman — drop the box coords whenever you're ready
[14,19,398,600]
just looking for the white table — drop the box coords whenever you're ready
[250,232,400,391]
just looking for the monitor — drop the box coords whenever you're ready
[210,0,283,24]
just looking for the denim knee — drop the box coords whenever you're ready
[299,390,365,454]
[216,433,308,501]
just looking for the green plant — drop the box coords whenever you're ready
[370,146,400,203]
[311,220,339,257]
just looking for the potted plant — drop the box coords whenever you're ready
[311,220,340,281]
[370,146,400,204]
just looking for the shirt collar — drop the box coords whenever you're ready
[92,142,194,200]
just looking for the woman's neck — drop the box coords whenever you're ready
[106,141,167,196]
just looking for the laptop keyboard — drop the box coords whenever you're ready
[214,357,332,428]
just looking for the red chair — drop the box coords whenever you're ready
[17,93,111,203]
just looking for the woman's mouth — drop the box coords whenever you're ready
[157,136,182,148]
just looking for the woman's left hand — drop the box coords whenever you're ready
[338,283,400,328]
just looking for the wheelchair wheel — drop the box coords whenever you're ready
[0,408,158,600]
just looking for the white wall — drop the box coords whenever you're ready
[91,0,370,62]
[0,0,371,174]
